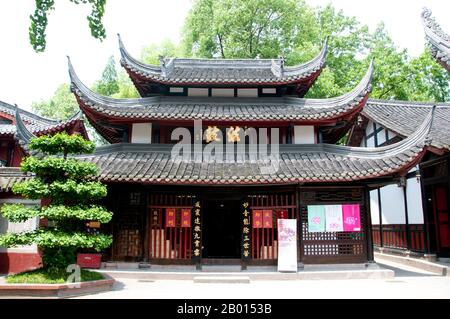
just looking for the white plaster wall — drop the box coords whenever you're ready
[377,128,386,145]
[406,177,424,224]
[262,88,276,94]
[366,120,374,135]
[294,126,315,144]
[388,130,397,140]
[237,88,258,98]
[188,88,209,97]
[131,123,152,143]
[370,190,380,225]
[380,184,406,224]
[0,199,40,253]
[366,136,375,147]
[169,87,184,93]
[211,88,234,97]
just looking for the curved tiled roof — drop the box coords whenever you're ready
[422,8,450,72]
[0,100,87,138]
[0,168,32,192]
[363,99,450,151]
[119,34,328,86]
[75,105,434,185]
[0,100,58,127]
[69,58,373,123]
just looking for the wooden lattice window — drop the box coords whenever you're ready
[299,188,367,264]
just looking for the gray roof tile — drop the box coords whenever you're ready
[69,58,374,123]
[119,35,328,85]
[363,99,450,151]
[76,108,433,185]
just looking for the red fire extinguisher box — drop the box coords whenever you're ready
[77,253,102,269]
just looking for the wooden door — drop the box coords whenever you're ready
[433,185,450,252]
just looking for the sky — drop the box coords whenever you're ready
[0,0,448,109]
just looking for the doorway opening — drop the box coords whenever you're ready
[203,199,241,258]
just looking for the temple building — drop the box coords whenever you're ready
[0,101,87,273]
[13,34,432,270]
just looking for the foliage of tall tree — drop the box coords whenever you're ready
[141,39,183,65]
[31,84,79,121]
[111,71,139,99]
[29,0,106,52]
[182,0,449,102]
[0,133,112,270]
[92,56,120,96]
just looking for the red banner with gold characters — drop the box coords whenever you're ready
[165,208,176,227]
[252,210,263,228]
[181,209,191,227]
[263,210,273,228]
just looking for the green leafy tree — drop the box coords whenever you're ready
[141,39,183,65]
[31,84,79,121]
[111,71,140,98]
[29,0,107,52]
[406,51,450,102]
[181,0,449,102]
[0,133,113,270]
[92,56,120,96]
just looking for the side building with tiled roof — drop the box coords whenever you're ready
[0,101,88,274]
[348,99,450,258]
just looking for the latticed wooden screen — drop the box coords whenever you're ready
[148,193,195,260]
[299,188,367,264]
[248,193,296,260]
[113,192,145,261]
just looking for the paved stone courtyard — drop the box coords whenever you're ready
[74,259,450,299]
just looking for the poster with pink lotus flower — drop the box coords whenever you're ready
[342,204,361,231]
[307,205,326,232]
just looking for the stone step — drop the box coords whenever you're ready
[201,265,242,272]
[193,276,250,284]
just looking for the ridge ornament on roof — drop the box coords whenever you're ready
[422,8,450,72]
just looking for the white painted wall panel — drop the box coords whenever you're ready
[169,87,184,93]
[370,190,380,225]
[211,88,234,97]
[262,88,276,94]
[131,123,152,143]
[237,88,258,97]
[388,130,397,140]
[406,177,424,224]
[380,184,406,224]
[188,88,209,97]
[366,136,375,147]
[377,129,386,145]
[366,120,374,135]
[294,126,315,144]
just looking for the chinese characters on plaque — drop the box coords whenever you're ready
[307,204,361,233]
[242,201,251,259]
[192,201,202,258]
